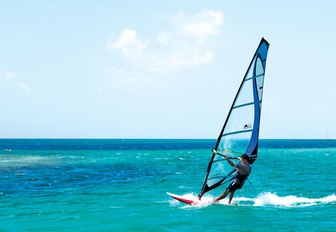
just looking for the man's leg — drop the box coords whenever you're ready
[228,191,235,205]
[213,189,228,203]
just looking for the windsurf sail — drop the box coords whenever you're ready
[198,38,270,199]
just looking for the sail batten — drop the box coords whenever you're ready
[232,101,261,109]
[222,129,255,137]
[245,73,264,81]
[198,38,270,199]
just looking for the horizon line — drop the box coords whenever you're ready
[0,138,335,140]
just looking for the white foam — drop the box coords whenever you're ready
[235,192,336,207]
[0,155,60,168]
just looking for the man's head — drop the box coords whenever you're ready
[241,154,249,162]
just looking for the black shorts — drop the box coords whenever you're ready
[226,181,242,192]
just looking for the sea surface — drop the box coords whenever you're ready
[0,139,335,231]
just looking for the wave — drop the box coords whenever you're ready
[235,192,336,207]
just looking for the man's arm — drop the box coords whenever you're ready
[224,155,236,167]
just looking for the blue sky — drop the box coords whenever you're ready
[0,0,335,139]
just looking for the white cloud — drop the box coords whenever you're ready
[108,28,150,60]
[4,71,16,81]
[172,10,224,39]
[2,70,32,93]
[105,10,226,94]
[156,32,171,45]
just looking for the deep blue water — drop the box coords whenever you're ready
[1,139,336,150]
[0,139,335,231]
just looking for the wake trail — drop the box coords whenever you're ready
[235,192,336,207]
[169,192,336,208]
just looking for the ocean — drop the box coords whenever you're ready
[0,139,335,231]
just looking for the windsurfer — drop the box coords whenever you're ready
[212,153,251,205]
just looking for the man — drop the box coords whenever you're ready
[212,153,251,205]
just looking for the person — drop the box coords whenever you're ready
[212,153,251,205]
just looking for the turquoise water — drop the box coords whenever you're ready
[0,139,335,231]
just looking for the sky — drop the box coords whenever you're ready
[0,0,335,139]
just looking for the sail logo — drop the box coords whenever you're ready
[244,123,252,129]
